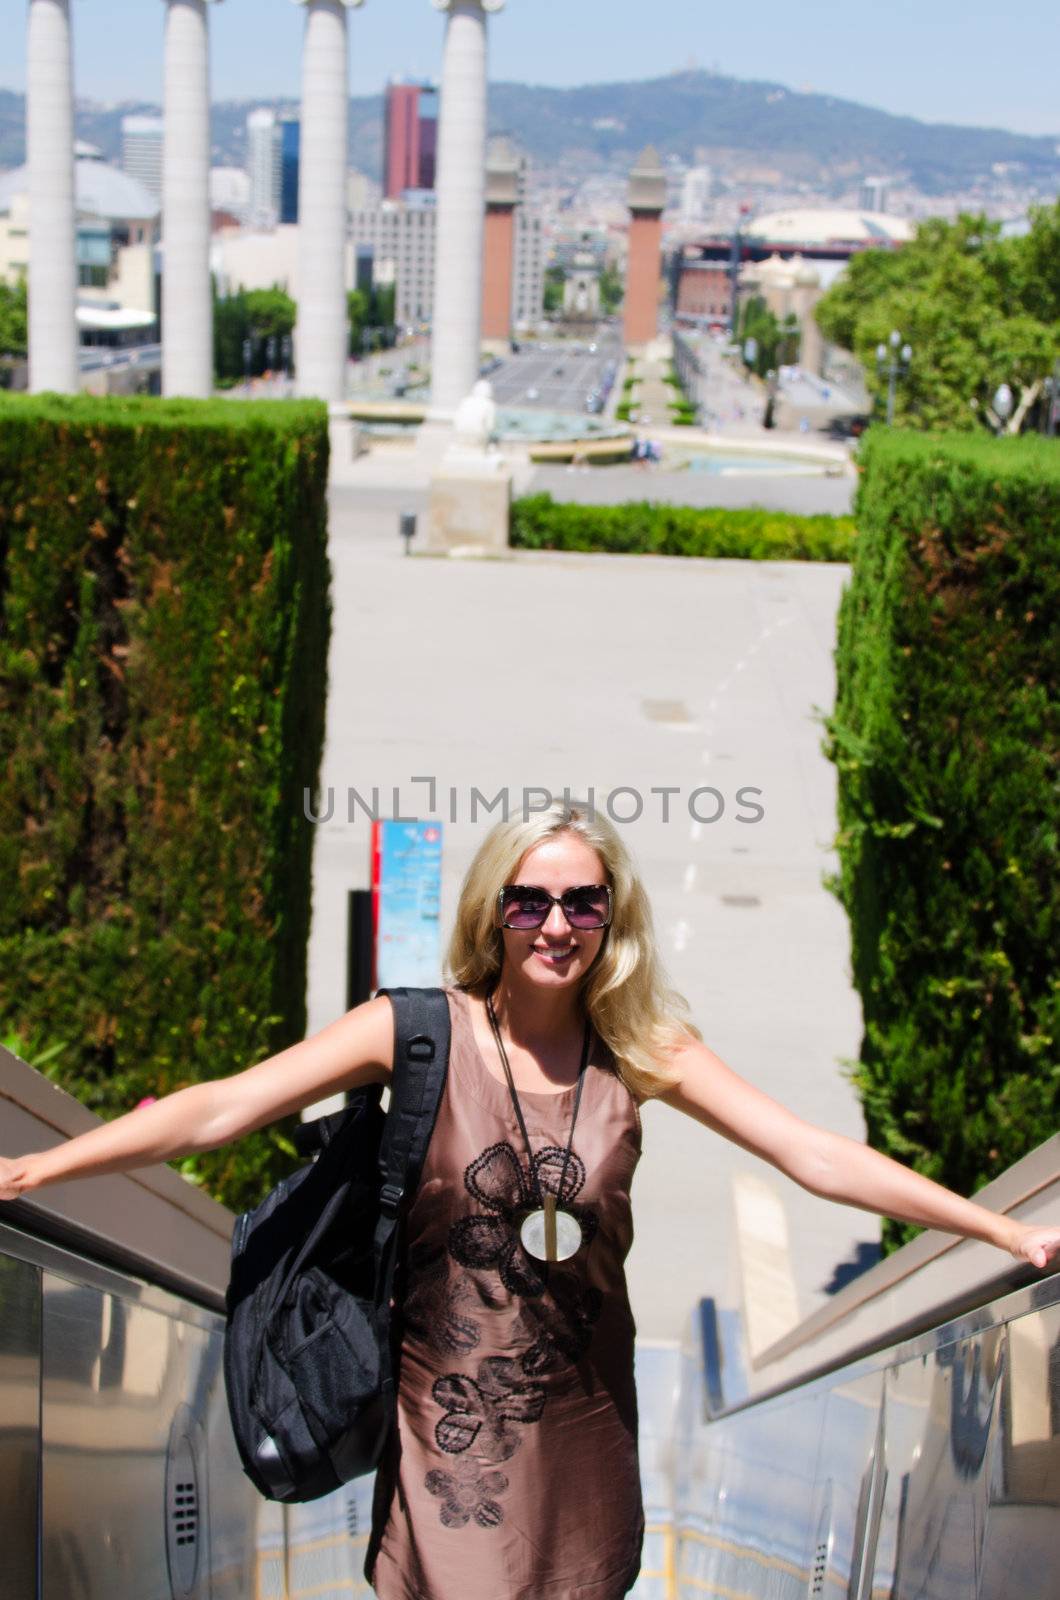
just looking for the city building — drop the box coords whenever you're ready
[121,114,164,200]
[280,115,300,226]
[212,225,299,297]
[383,80,438,199]
[511,206,544,332]
[859,176,891,213]
[347,169,382,214]
[246,108,281,229]
[350,176,544,339]
[680,164,712,224]
[738,251,824,374]
[744,207,912,250]
[349,192,437,327]
[671,205,913,333]
[562,248,601,321]
[209,166,251,224]
[0,148,158,342]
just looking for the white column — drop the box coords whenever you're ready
[428,0,503,415]
[26,0,78,393]
[294,0,362,403]
[161,0,219,397]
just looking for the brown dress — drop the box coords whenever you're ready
[365,984,645,1600]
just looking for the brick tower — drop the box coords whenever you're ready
[481,136,520,344]
[623,145,666,350]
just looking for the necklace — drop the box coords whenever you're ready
[485,987,591,1263]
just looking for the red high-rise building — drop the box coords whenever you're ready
[383,81,438,199]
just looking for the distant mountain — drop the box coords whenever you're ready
[2,71,1057,195]
[486,72,1060,194]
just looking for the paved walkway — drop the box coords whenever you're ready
[305,486,878,1342]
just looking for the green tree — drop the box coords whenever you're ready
[347,283,397,356]
[347,288,369,355]
[0,279,28,361]
[243,287,296,344]
[543,266,565,315]
[599,264,624,315]
[371,282,396,332]
[737,295,780,376]
[815,205,1060,432]
[212,284,296,383]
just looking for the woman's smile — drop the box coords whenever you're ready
[532,945,577,965]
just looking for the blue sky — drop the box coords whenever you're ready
[7,0,1059,138]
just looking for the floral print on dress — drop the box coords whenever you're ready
[447,1140,599,1298]
[424,1138,603,1531]
[403,1238,482,1357]
[516,1274,604,1376]
[431,1355,546,1461]
[424,1458,509,1529]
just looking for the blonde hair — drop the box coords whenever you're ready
[445,798,701,1102]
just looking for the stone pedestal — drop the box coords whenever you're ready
[327,406,365,468]
[426,458,512,553]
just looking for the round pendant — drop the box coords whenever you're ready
[520,1206,583,1262]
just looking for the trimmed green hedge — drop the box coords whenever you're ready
[510,493,856,561]
[0,393,331,1210]
[822,429,1060,1249]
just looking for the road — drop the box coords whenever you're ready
[305,486,878,1343]
[485,332,625,415]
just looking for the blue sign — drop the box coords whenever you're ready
[372,820,443,989]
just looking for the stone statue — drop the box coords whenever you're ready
[452,378,498,452]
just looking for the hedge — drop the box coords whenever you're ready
[0,393,331,1211]
[510,493,856,561]
[822,429,1060,1249]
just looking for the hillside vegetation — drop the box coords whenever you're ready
[2,72,1057,193]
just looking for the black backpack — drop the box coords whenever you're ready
[222,985,451,1503]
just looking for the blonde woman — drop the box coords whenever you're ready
[2,797,1058,1600]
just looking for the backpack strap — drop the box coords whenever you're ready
[371,986,451,1437]
[372,985,451,1276]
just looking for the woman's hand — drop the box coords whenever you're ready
[658,1036,1060,1269]
[0,997,396,1199]
[1007,1223,1060,1271]
[0,1155,33,1202]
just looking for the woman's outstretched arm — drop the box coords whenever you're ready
[658,1033,1060,1271]
[0,994,394,1202]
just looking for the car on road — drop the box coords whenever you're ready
[825,413,872,440]
[526,387,540,401]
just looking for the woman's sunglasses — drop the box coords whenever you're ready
[497,884,613,931]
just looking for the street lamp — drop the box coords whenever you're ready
[876,329,912,424]
[763,367,778,429]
